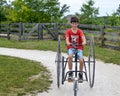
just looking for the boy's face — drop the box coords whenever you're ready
[71,22,79,27]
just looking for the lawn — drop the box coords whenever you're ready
[0,38,120,65]
[0,55,52,96]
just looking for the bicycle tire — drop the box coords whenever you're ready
[88,36,95,88]
[73,80,78,96]
[56,35,61,88]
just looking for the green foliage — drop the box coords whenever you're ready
[0,0,7,22]
[0,0,119,26]
[75,0,120,26]
[108,4,120,26]
[97,4,120,26]
[109,13,120,26]
[5,0,69,23]
[116,4,120,16]
[76,0,99,24]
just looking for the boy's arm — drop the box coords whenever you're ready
[66,37,71,46]
[82,36,86,45]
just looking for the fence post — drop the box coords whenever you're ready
[54,23,58,40]
[38,23,43,40]
[18,22,22,41]
[0,24,1,36]
[22,23,26,40]
[100,26,105,46]
[7,23,10,40]
[0,24,2,38]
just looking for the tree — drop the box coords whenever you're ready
[108,4,120,26]
[116,4,120,16]
[76,0,99,24]
[0,0,7,22]
[6,0,69,23]
[52,4,70,22]
[115,4,120,25]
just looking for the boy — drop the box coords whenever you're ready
[65,16,86,82]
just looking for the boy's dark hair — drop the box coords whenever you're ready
[70,16,79,23]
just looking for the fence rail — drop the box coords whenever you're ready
[0,23,120,50]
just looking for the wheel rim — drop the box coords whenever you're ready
[55,35,61,88]
[88,36,95,88]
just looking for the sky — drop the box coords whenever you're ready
[59,0,120,16]
[7,0,120,16]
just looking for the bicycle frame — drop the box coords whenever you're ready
[62,44,88,96]
[62,46,88,83]
[56,36,96,96]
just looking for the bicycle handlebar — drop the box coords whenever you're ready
[66,43,83,49]
[69,43,83,46]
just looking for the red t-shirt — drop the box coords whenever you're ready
[65,28,85,50]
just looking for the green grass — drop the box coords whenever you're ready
[0,38,58,51]
[0,38,120,65]
[0,55,52,96]
[95,46,120,64]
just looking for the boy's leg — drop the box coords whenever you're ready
[77,49,84,71]
[67,49,74,81]
[68,48,74,70]
[68,54,73,70]
[79,58,84,71]
[78,50,84,83]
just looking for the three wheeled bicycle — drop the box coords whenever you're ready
[55,35,96,96]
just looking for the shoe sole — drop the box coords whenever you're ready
[78,80,83,83]
[68,79,74,82]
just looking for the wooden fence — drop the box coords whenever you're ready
[0,23,120,50]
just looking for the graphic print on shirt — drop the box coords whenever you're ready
[71,35,79,44]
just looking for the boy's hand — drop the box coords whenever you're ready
[82,42,86,45]
[66,42,71,46]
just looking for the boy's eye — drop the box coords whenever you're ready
[72,22,78,24]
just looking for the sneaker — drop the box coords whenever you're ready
[68,72,73,82]
[78,72,83,83]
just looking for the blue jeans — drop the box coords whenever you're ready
[68,48,83,59]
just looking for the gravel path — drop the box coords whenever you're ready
[0,47,120,96]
